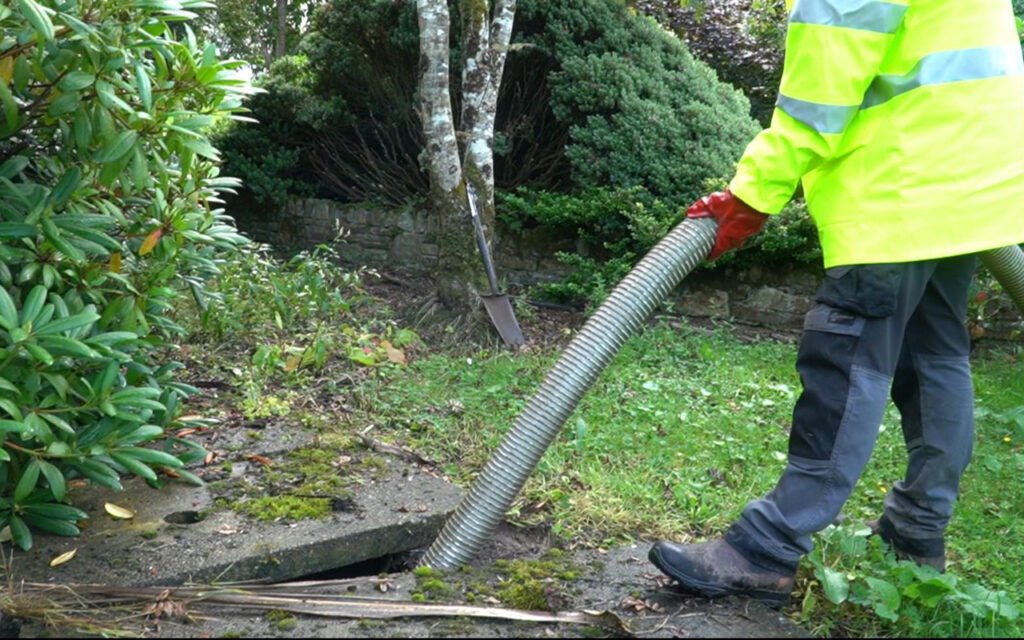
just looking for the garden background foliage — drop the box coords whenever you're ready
[0,0,251,550]
[218,0,788,304]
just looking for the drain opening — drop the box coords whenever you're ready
[163,510,205,525]
[297,548,424,580]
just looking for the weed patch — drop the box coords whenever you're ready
[797,523,1019,637]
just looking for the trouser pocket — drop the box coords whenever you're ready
[815,263,903,318]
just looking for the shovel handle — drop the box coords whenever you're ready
[466,183,501,295]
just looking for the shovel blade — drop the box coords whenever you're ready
[481,294,525,346]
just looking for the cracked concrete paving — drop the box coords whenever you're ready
[3,429,810,638]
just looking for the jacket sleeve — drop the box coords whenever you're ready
[729,0,909,214]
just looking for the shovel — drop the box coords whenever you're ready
[466,183,525,346]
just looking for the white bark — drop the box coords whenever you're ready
[417,0,518,311]
[275,0,288,60]
[416,0,462,195]
[460,0,517,204]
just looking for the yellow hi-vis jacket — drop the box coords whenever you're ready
[729,0,1024,268]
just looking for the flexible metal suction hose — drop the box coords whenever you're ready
[980,244,1024,313]
[421,224,1023,570]
[420,217,718,570]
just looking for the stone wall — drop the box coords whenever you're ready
[235,197,577,286]
[231,197,1021,338]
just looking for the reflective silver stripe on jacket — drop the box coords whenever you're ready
[862,44,1024,109]
[789,0,908,34]
[778,44,1024,133]
[776,94,858,134]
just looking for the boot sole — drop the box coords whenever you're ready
[648,545,790,610]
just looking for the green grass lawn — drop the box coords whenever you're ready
[350,320,1022,636]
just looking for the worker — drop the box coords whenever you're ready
[648,0,1024,607]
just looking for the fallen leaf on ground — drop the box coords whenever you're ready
[331,456,352,468]
[621,596,647,612]
[104,503,135,519]
[248,454,273,466]
[383,341,406,364]
[374,578,398,593]
[50,549,77,567]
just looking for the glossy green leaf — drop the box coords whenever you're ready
[94,130,138,164]
[0,398,22,420]
[134,61,152,111]
[18,0,54,41]
[60,71,95,92]
[8,514,32,551]
[0,222,37,239]
[47,92,80,117]
[14,458,41,502]
[0,79,19,131]
[42,216,85,261]
[49,167,81,206]
[20,512,80,536]
[22,502,87,521]
[19,284,47,325]
[35,309,99,336]
[110,451,157,481]
[819,567,850,605]
[0,419,28,433]
[170,468,204,486]
[38,459,66,501]
[0,156,29,179]
[0,286,17,327]
[24,343,55,366]
[114,447,182,468]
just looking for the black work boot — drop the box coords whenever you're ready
[648,538,795,608]
[867,515,946,572]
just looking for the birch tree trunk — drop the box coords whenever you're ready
[416,0,517,313]
[274,0,288,61]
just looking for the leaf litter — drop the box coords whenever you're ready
[5,580,632,635]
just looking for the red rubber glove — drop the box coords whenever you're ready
[686,189,769,261]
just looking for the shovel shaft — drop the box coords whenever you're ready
[467,183,501,295]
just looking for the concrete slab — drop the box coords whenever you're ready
[5,455,461,587]
[184,416,319,460]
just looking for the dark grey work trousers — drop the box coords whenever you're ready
[725,255,977,573]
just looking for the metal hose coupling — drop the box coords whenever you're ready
[980,244,1024,314]
[420,217,717,570]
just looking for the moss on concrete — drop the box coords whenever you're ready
[490,555,581,612]
[235,495,332,522]
[211,441,378,522]
[265,608,297,631]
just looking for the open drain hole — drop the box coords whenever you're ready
[163,510,205,525]
[298,549,423,580]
